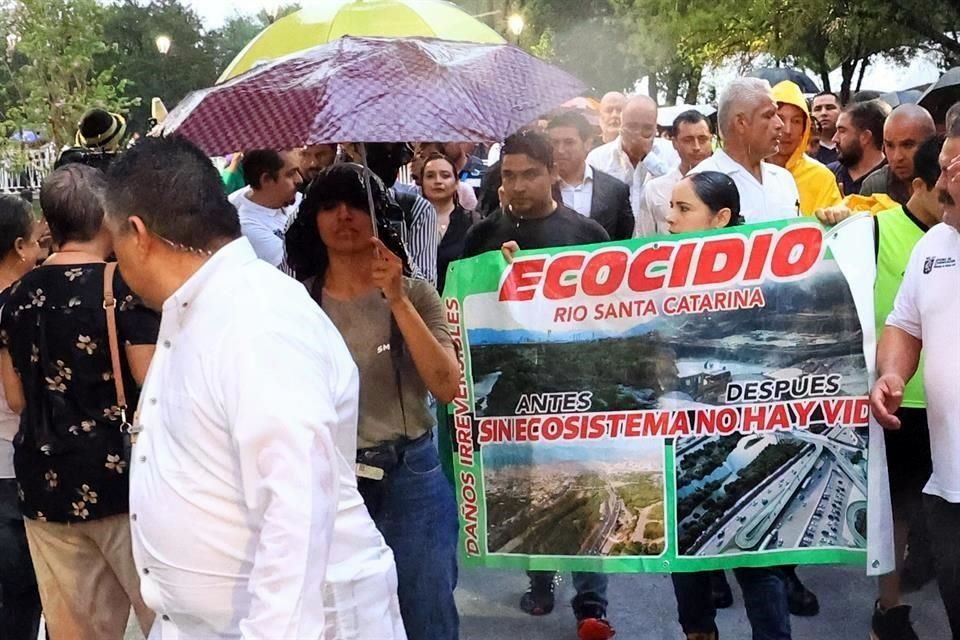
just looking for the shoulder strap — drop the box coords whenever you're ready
[103,263,127,420]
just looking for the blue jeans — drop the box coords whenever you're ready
[672,568,791,640]
[0,479,42,640]
[528,570,609,617]
[358,436,460,640]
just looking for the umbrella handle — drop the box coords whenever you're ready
[357,142,381,246]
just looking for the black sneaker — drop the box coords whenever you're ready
[870,600,919,640]
[711,571,733,609]
[784,568,820,617]
[519,574,557,616]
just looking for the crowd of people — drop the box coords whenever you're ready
[0,76,956,640]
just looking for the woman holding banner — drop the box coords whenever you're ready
[666,171,794,640]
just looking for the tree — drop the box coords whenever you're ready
[99,0,219,132]
[2,0,137,148]
[204,13,263,76]
[515,0,644,94]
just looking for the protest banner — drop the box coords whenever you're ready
[443,217,882,573]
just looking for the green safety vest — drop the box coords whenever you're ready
[874,206,926,408]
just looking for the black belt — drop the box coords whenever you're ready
[356,431,431,475]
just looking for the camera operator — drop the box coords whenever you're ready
[54,109,128,172]
[285,163,460,640]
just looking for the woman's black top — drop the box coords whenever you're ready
[437,205,478,294]
[0,264,159,523]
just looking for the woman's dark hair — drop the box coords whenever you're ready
[0,194,34,258]
[420,152,459,205]
[285,162,409,283]
[40,164,107,246]
[421,152,457,177]
[687,171,743,227]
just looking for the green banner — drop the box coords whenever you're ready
[443,219,874,573]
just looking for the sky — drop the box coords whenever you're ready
[183,0,284,29]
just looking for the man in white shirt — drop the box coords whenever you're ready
[690,78,800,223]
[598,91,626,144]
[547,110,634,239]
[228,148,303,268]
[103,136,406,640]
[872,123,960,639]
[637,109,714,236]
[588,95,681,234]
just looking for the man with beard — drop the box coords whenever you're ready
[599,91,626,144]
[229,149,303,269]
[861,105,937,205]
[298,144,338,186]
[828,100,890,196]
[873,110,960,640]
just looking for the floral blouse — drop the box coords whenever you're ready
[0,264,159,523]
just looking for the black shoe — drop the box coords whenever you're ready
[870,600,919,640]
[711,571,733,609]
[519,574,556,616]
[784,569,820,617]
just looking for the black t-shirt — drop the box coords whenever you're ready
[437,205,478,293]
[462,203,610,258]
[828,159,886,197]
[0,264,160,523]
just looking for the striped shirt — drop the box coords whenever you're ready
[391,185,438,286]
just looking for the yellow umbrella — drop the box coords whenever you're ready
[218,0,506,83]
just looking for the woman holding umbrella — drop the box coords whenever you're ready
[286,163,462,640]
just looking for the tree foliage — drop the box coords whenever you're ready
[2,0,137,148]
[100,0,219,131]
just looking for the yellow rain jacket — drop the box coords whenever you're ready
[772,81,843,215]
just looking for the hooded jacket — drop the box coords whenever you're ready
[772,81,843,214]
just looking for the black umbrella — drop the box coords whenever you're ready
[918,67,960,125]
[748,67,820,94]
[879,90,922,108]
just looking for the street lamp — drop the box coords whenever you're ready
[155,35,171,55]
[507,14,525,44]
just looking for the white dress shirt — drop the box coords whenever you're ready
[635,167,683,238]
[228,187,302,268]
[130,238,405,640]
[559,164,595,216]
[689,149,800,223]
[587,137,679,236]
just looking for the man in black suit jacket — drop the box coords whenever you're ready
[547,110,634,240]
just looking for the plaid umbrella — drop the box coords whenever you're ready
[158,36,587,156]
